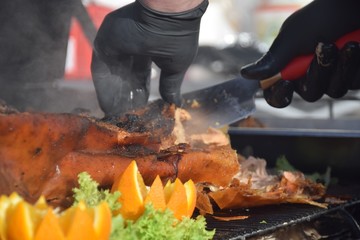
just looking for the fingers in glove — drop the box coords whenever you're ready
[263,80,295,108]
[159,70,185,107]
[241,52,280,80]
[92,53,152,117]
[325,42,353,98]
[130,56,152,103]
[352,65,360,90]
[295,42,338,102]
[341,42,360,90]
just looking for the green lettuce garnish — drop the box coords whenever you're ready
[110,204,215,240]
[275,155,333,187]
[72,172,120,211]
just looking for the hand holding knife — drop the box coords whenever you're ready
[259,29,360,90]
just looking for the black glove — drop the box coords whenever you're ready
[240,0,360,108]
[91,1,208,117]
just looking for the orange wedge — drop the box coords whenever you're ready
[58,204,75,236]
[6,201,39,240]
[34,196,49,210]
[112,160,148,220]
[0,195,11,240]
[166,178,188,220]
[1,193,39,240]
[163,180,175,204]
[1,193,113,240]
[92,201,112,240]
[34,209,65,240]
[184,179,197,217]
[111,161,198,221]
[59,201,97,240]
[144,175,166,211]
[7,192,23,205]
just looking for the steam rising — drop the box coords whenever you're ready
[0,0,99,114]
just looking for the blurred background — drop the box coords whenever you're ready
[1,0,359,130]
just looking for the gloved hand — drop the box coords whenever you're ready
[91,1,209,117]
[240,0,360,108]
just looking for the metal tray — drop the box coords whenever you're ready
[206,121,360,239]
[228,125,360,182]
[208,198,360,239]
[207,182,360,239]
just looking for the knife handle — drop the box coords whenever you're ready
[260,28,360,89]
[259,73,281,89]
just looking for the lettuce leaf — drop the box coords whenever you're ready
[72,172,120,211]
[275,155,333,187]
[110,204,215,240]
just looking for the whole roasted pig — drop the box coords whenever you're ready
[0,100,326,212]
[0,100,239,208]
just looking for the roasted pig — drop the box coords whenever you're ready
[0,100,326,213]
[0,100,239,208]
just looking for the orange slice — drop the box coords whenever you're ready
[112,160,148,220]
[6,201,38,240]
[164,180,175,203]
[1,193,112,240]
[0,195,10,240]
[34,196,49,210]
[58,204,75,235]
[92,201,112,240]
[59,201,97,240]
[8,192,23,205]
[144,175,166,211]
[111,161,198,221]
[0,196,9,230]
[166,178,188,220]
[184,179,197,217]
[1,193,37,240]
[34,209,65,240]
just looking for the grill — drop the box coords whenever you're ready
[205,127,360,239]
[207,186,360,239]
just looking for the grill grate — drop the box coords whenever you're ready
[206,186,360,240]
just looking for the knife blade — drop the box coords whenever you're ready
[181,77,260,128]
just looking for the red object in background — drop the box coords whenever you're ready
[65,4,112,80]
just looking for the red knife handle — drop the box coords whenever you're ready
[281,28,360,80]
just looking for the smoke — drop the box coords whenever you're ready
[0,0,100,115]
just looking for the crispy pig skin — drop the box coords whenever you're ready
[196,157,327,214]
[0,100,239,208]
[177,146,238,187]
